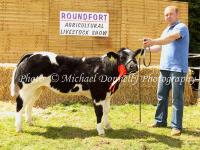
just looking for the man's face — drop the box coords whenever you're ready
[164,7,178,25]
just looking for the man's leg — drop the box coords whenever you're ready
[154,70,171,126]
[171,71,186,133]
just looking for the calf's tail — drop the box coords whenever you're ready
[10,53,33,97]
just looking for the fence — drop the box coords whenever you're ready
[189,53,200,99]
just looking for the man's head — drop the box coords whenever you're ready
[164,6,179,25]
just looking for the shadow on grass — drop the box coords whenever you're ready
[107,128,182,148]
[25,125,96,139]
[25,126,182,148]
[183,128,200,137]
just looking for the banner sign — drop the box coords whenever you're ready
[60,11,109,37]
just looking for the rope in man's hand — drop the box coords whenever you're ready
[141,38,151,67]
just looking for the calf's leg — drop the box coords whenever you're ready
[93,100,105,135]
[103,99,112,129]
[15,95,24,132]
[25,88,42,126]
[15,89,33,132]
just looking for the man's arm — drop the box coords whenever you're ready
[143,31,181,47]
[147,45,161,52]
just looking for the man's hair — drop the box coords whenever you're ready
[165,6,179,14]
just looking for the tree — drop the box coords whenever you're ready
[177,0,200,90]
[177,0,200,53]
[188,0,200,53]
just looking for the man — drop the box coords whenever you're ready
[143,6,189,136]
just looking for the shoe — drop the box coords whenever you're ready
[171,128,181,136]
[150,123,167,128]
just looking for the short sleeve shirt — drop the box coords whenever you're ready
[160,21,189,73]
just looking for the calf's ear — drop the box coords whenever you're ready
[133,48,143,57]
[107,52,119,59]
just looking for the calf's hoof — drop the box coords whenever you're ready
[105,123,112,129]
[98,130,105,136]
[16,127,22,132]
[26,121,34,126]
[97,123,105,136]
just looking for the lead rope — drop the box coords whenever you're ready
[138,46,151,122]
[143,47,151,67]
[138,53,142,122]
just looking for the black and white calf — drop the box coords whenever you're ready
[11,48,141,135]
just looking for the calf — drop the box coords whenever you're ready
[11,48,141,135]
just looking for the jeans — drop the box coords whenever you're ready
[154,70,186,130]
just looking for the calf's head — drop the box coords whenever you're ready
[107,48,142,74]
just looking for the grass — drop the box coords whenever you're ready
[0,101,200,150]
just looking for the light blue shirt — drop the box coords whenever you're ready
[160,21,189,73]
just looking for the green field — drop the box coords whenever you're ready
[0,101,200,150]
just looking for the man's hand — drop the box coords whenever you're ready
[143,38,155,47]
[142,38,161,52]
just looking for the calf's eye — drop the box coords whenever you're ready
[120,56,126,61]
